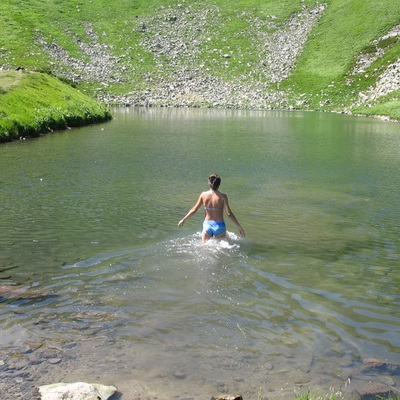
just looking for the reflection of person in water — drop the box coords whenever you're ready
[178,173,245,243]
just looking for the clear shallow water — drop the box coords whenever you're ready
[0,107,399,399]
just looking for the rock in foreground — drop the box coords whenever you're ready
[38,382,117,400]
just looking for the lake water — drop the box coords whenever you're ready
[0,107,399,399]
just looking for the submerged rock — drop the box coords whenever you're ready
[0,284,54,302]
[211,395,243,400]
[355,382,394,400]
[362,358,400,374]
[38,382,117,400]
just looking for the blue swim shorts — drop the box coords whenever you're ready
[203,220,226,237]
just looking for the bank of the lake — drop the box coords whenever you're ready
[2,1,400,124]
[0,70,111,142]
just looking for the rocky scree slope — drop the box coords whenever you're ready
[36,3,400,111]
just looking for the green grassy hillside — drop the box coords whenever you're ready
[0,70,111,142]
[286,0,400,114]
[1,0,399,121]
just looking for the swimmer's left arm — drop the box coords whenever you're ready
[178,194,203,227]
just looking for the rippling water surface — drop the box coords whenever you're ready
[0,108,399,399]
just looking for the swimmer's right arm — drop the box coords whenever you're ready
[224,195,245,237]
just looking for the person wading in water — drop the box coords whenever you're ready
[178,173,245,243]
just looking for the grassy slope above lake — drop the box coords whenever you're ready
[0,0,399,129]
[0,70,111,142]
